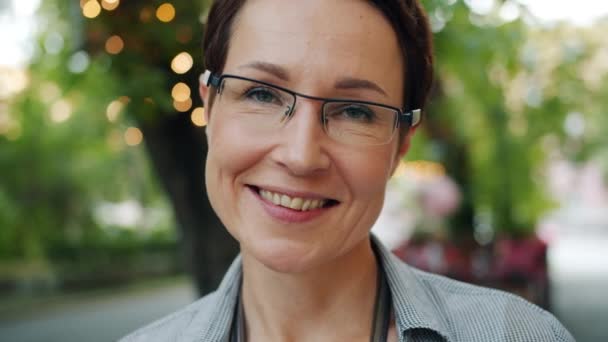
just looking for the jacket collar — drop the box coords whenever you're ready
[185,236,452,342]
[373,236,453,341]
[184,255,242,342]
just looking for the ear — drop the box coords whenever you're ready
[390,127,416,176]
[199,82,211,124]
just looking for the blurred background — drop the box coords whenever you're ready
[0,0,606,341]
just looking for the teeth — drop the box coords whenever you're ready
[289,198,303,210]
[302,200,311,211]
[258,189,328,211]
[280,195,291,207]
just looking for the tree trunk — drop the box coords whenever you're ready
[424,82,476,238]
[138,114,239,295]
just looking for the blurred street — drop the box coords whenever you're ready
[0,280,195,342]
[549,237,608,341]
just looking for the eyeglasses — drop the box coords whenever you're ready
[200,70,421,146]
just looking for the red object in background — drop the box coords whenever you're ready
[493,236,548,281]
[393,239,473,281]
[491,236,550,309]
[392,235,550,309]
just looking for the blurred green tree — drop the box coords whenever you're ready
[414,1,608,239]
[21,0,239,294]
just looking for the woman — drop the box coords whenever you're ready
[122,0,573,341]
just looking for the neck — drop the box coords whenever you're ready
[240,238,379,342]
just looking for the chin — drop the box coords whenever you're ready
[245,237,324,274]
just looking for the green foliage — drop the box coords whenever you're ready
[413,0,608,236]
[84,1,208,120]
[0,2,176,265]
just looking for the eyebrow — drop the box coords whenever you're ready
[238,61,388,97]
[334,77,388,97]
[238,61,290,81]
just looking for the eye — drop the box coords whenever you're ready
[245,87,282,105]
[335,104,377,122]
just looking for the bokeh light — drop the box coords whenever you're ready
[50,99,72,123]
[82,0,102,19]
[101,0,120,11]
[171,52,193,74]
[105,35,124,55]
[124,127,143,146]
[173,98,192,112]
[44,33,64,55]
[191,107,206,127]
[106,100,124,122]
[39,82,61,103]
[156,3,176,23]
[68,51,90,74]
[0,68,29,99]
[171,82,190,102]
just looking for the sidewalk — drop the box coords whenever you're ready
[0,277,195,342]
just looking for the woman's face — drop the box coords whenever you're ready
[201,0,409,273]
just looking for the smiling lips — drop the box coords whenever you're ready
[257,188,335,211]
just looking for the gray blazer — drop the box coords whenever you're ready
[120,237,574,341]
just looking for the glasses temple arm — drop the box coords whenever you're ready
[199,70,222,87]
[400,108,422,127]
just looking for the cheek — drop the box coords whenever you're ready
[206,114,264,177]
[205,115,267,221]
[340,147,397,198]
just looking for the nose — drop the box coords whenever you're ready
[271,101,331,176]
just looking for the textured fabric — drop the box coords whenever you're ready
[230,252,392,342]
[119,236,574,342]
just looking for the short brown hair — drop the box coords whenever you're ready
[203,0,434,127]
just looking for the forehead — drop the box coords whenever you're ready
[224,0,404,100]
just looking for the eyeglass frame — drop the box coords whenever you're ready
[199,69,422,137]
